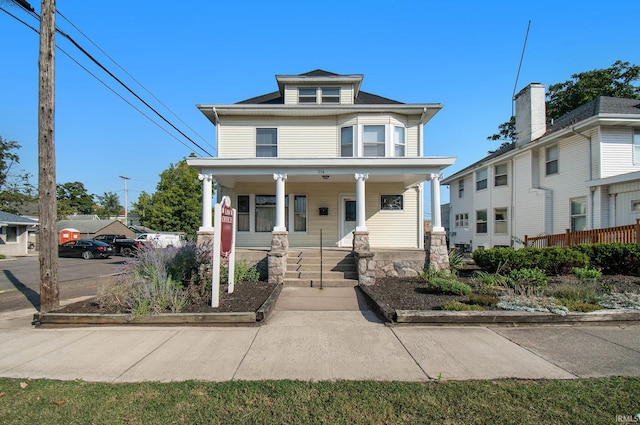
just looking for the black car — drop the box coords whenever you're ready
[58,239,114,259]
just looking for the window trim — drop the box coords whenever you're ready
[298,87,317,103]
[494,208,508,234]
[321,87,340,104]
[633,129,640,165]
[476,168,488,191]
[570,197,587,232]
[546,145,559,175]
[340,126,354,157]
[494,163,508,187]
[632,199,640,213]
[290,194,308,233]
[455,213,469,227]
[394,126,406,157]
[362,125,386,157]
[476,209,488,234]
[256,127,278,158]
[236,195,251,232]
[380,194,404,212]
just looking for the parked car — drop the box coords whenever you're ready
[92,234,143,256]
[135,233,186,248]
[58,239,114,259]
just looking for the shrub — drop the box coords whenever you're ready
[559,299,603,313]
[552,283,599,305]
[506,268,548,296]
[471,270,508,293]
[221,259,260,284]
[442,301,483,311]
[447,249,465,277]
[420,267,451,281]
[426,278,472,296]
[468,293,499,307]
[472,246,588,275]
[572,266,602,284]
[573,243,640,275]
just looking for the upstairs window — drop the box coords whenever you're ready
[321,87,340,103]
[455,213,468,227]
[494,163,508,186]
[634,129,640,164]
[394,126,405,157]
[546,145,558,175]
[298,87,317,103]
[341,126,353,157]
[256,128,277,157]
[458,179,464,198]
[363,125,386,157]
[476,168,488,191]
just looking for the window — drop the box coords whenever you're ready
[293,195,307,232]
[380,195,403,211]
[255,195,277,232]
[237,195,250,231]
[634,130,640,164]
[476,168,488,191]
[394,126,405,157]
[476,210,487,233]
[458,179,464,198]
[321,87,340,103]
[546,145,558,175]
[256,128,277,157]
[632,200,640,212]
[455,213,469,227]
[494,208,508,234]
[570,198,586,231]
[4,226,17,242]
[298,87,317,103]
[341,126,353,157]
[494,163,508,186]
[363,125,386,157]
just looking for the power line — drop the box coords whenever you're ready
[512,20,532,116]
[2,1,214,156]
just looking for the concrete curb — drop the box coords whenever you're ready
[358,284,640,325]
[33,284,283,328]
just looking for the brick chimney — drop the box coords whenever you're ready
[514,83,546,146]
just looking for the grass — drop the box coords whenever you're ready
[1,377,639,424]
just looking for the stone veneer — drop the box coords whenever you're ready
[424,231,450,274]
[268,231,289,285]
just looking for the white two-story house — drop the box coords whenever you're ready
[187,70,455,281]
[443,83,640,251]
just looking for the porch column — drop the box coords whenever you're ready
[355,173,368,231]
[198,173,214,229]
[273,173,287,231]
[429,173,444,232]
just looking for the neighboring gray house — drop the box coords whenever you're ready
[0,211,38,257]
[56,219,136,241]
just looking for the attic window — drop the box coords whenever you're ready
[298,87,340,104]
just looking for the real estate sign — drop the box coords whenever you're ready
[212,196,236,308]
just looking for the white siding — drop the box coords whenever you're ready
[513,151,548,243]
[367,184,420,248]
[278,117,337,158]
[601,127,640,177]
[608,180,640,226]
[447,175,474,249]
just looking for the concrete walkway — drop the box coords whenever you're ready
[0,287,639,383]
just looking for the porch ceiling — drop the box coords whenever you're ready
[187,157,456,189]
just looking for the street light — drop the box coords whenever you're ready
[119,176,130,225]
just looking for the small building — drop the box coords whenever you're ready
[0,211,38,257]
[56,219,136,240]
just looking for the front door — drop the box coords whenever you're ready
[339,196,357,247]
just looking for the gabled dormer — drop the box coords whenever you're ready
[276,69,363,105]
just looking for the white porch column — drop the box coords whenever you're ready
[429,173,444,232]
[198,173,214,229]
[273,173,287,231]
[355,173,368,231]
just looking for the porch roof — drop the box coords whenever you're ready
[186,157,456,189]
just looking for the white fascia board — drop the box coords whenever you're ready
[588,170,640,187]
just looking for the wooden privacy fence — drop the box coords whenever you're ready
[524,221,640,248]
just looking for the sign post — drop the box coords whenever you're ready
[211,196,236,307]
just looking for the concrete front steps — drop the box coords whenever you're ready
[284,249,358,287]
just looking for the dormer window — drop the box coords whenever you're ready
[298,87,341,104]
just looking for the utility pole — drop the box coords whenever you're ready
[38,0,59,312]
[119,175,130,225]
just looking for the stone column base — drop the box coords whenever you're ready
[352,230,370,252]
[355,251,376,285]
[425,231,450,274]
[268,231,289,285]
[196,228,214,249]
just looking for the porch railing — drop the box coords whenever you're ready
[524,220,640,248]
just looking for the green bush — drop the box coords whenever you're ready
[471,270,508,293]
[572,266,602,283]
[506,268,548,296]
[552,283,599,305]
[473,246,589,275]
[221,259,260,284]
[559,299,603,312]
[468,293,500,307]
[442,301,484,311]
[426,278,472,296]
[573,243,640,275]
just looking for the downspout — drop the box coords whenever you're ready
[212,107,220,158]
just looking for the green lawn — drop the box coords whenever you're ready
[1,377,638,424]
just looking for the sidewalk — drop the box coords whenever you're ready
[0,287,639,383]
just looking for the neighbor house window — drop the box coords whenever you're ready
[455,213,469,227]
[476,210,487,233]
[293,195,307,232]
[4,226,18,242]
[632,199,640,212]
[458,180,464,198]
[494,163,508,186]
[494,208,508,234]
[476,168,488,191]
[237,195,250,232]
[321,87,340,103]
[634,130,640,164]
[571,198,586,231]
[341,126,353,157]
[363,125,386,157]
[394,126,405,157]
[546,145,558,175]
[381,195,403,211]
[298,87,317,103]
[256,128,277,157]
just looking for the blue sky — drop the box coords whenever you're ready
[1,0,639,217]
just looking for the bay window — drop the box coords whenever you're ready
[363,125,386,157]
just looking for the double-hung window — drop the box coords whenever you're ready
[363,125,386,157]
[341,126,353,157]
[237,195,250,232]
[570,198,586,231]
[256,128,277,157]
[494,163,508,186]
[293,195,307,232]
[321,87,340,103]
[634,129,640,164]
[476,168,488,191]
[476,210,487,233]
[298,87,317,103]
[394,126,405,157]
[546,145,558,175]
[458,180,464,198]
[494,208,508,234]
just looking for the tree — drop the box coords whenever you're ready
[0,135,36,214]
[488,61,640,143]
[143,155,209,237]
[95,191,122,219]
[131,191,152,227]
[56,181,95,218]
